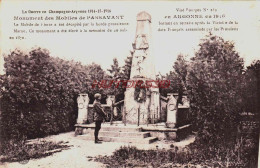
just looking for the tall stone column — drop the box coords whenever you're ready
[77,94,89,124]
[124,11,160,125]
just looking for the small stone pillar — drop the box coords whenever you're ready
[106,95,115,106]
[166,93,178,128]
[182,95,190,108]
[77,94,89,124]
[106,95,118,117]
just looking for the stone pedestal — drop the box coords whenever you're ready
[77,94,89,124]
[124,86,148,125]
[124,80,160,125]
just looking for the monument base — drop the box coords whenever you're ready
[75,122,191,142]
[123,79,160,125]
[166,122,176,128]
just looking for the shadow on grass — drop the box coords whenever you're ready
[0,139,72,163]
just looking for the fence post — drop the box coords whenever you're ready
[110,103,113,125]
[123,106,126,126]
[137,108,140,126]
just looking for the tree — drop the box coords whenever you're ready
[174,54,189,86]
[107,58,121,80]
[84,62,106,103]
[172,54,189,105]
[110,53,133,101]
[121,52,133,80]
[187,34,244,145]
[160,54,189,104]
[0,48,107,141]
[241,60,260,114]
[105,58,122,100]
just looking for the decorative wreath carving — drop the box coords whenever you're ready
[134,80,146,103]
[78,103,84,109]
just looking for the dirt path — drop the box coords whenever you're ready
[0,132,195,168]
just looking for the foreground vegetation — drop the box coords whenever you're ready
[0,139,71,163]
[95,134,258,168]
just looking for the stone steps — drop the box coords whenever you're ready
[99,126,142,132]
[80,134,158,144]
[77,124,158,144]
[85,130,151,138]
[76,123,192,141]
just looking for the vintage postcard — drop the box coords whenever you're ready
[0,1,259,168]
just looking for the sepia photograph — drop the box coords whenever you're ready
[0,0,259,167]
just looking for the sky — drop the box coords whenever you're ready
[1,1,260,75]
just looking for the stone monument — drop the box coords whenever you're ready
[76,12,190,129]
[124,11,160,125]
[75,12,192,141]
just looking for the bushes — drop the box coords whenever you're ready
[95,138,258,168]
[241,60,259,114]
[0,48,105,142]
[148,34,258,167]
[187,35,244,144]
